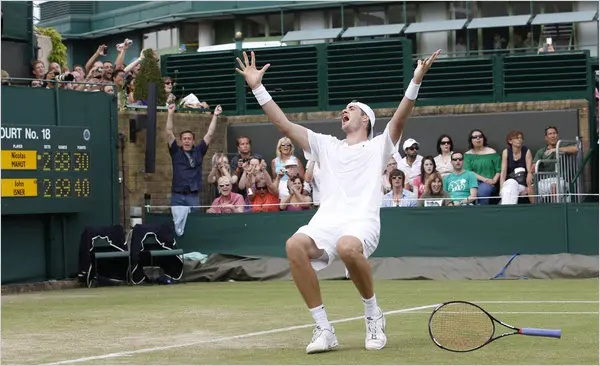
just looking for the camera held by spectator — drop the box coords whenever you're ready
[117,38,133,51]
[55,72,75,82]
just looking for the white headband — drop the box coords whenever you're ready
[348,102,376,139]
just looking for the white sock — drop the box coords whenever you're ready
[362,295,380,318]
[310,305,331,329]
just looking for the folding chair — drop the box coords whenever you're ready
[142,232,184,282]
[87,235,131,288]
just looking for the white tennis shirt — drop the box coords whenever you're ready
[304,126,397,225]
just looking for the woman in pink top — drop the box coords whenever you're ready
[207,176,245,213]
[411,155,436,198]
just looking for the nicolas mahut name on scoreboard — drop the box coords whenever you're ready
[1,126,87,197]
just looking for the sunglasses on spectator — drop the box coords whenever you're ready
[256,186,267,190]
[471,134,483,139]
[219,183,231,187]
[440,140,451,145]
[387,162,397,166]
[391,176,403,180]
[452,157,464,161]
[407,145,419,151]
[280,144,291,147]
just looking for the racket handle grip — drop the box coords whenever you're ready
[520,328,562,338]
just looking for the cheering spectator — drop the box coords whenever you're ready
[275,160,310,200]
[164,76,177,105]
[500,130,533,204]
[208,153,238,196]
[411,155,436,198]
[382,156,397,194]
[85,44,108,75]
[280,175,312,211]
[248,178,279,212]
[434,134,454,177]
[271,136,305,180]
[238,156,277,196]
[381,169,417,207]
[393,138,423,182]
[464,129,501,204]
[31,60,45,85]
[230,136,264,175]
[207,176,245,214]
[419,172,451,207]
[444,152,478,205]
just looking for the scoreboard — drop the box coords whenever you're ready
[1,125,94,214]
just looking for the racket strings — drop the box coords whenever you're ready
[429,302,494,351]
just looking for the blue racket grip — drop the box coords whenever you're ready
[520,328,562,338]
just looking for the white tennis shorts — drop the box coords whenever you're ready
[296,218,380,271]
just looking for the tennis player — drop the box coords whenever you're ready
[236,49,440,353]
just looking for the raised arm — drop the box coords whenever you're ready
[165,104,176,146]
[85,45,106,74]
[114,40,130,70]
[388,49,441,144]
[236,51,309,153]
[203,105,222,145]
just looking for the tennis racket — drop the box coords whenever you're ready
[428,300,561,352]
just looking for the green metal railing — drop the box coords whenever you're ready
[162,38,596,116]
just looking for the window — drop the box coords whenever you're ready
[388,4,404,24]
[330,6,355,28]
[451,1,476,19]
[243,15,266,38]
[267,13,282,36]
[533,1,573,14]
[143,27,179,50]
[479,1,509,17]
[509,1,531,15]
[357,5,385,26]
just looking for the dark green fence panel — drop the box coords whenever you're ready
[326,39,408,108]
[245,45,319,112]
[162,50,238,113]
[418,56,494,104]
[146,203,598,258]
[503,52,589,98]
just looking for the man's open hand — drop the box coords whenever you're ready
[413,49,441,84]
[235,51,270,90]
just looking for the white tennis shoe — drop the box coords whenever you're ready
[306,325,339,354]
[365,308,387,350]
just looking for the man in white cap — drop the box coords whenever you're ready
[393,138,424,182]
[236,49,440,353]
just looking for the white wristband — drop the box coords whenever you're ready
[405,79,421,101]
[252,84,272,106]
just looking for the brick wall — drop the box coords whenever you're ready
[117,99,593,228]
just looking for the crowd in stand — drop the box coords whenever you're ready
[203,125,578,214]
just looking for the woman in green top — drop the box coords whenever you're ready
[464,129,501,205]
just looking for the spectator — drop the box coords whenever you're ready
[31,60,45,82]
[165,103,221,232]
[1,70,10,85]
[85,44,108,75]
[382,156,397,194]
[271,136,305,181]
[411,155,436,198]
[43,71,57,89]
[126,77,136,103]
[532,126,579,200]
[102,61,114,82]
[500,130,533,204]
[230,136,263,176]
[538,38,555,54]
[208,153,238,195]
[434,134,454,177]
[381,169,417,207]
[275,160,310,200]
[464,129,501,205]
[103,85,114,95]
[164,76,177,105]
[393,138,423,183]
[49,62,61,74]
[443,152,478,206]
[419,172,451,207]
[248,178,279,212]
[73,64,85,77]
[207,176,245,214]
[238,156,277,196]
[114,38,131,70]
[280,175,312,211]
[305,160,321,207]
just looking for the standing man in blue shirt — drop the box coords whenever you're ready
[166,103,221,234]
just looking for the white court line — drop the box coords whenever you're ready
[474,300,598,304]
[403,311,598,315]
[43,303,439,365]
